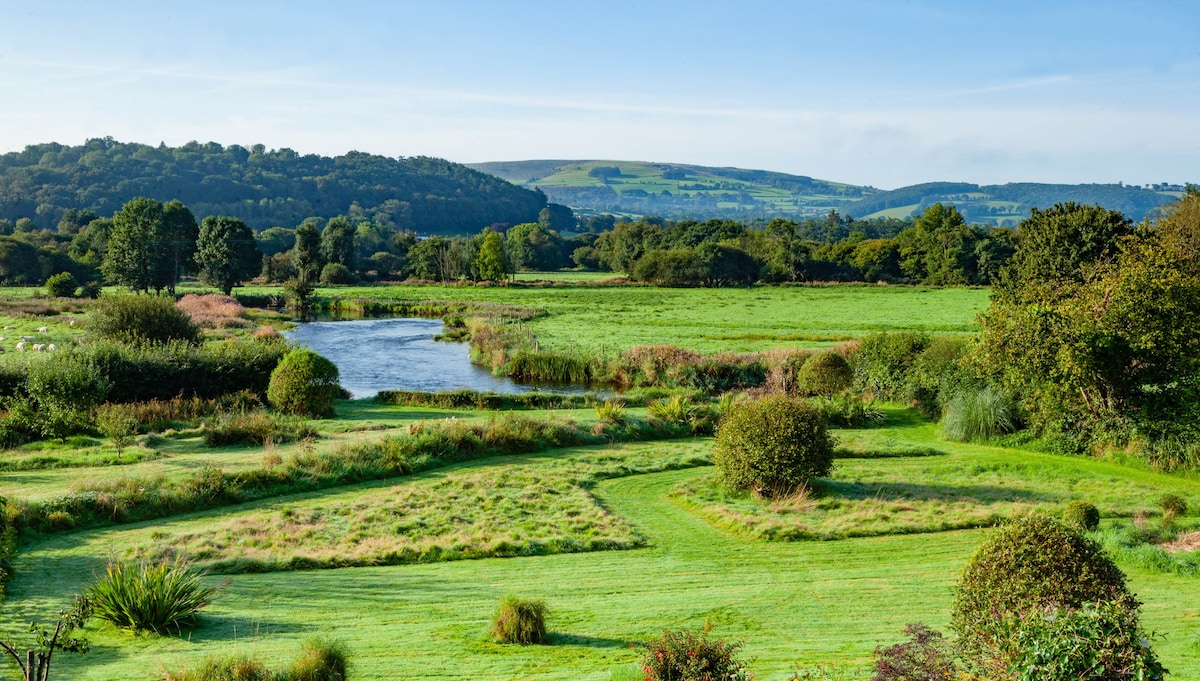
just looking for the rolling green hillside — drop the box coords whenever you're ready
[471,160,1183,225]
[468,159,875,221]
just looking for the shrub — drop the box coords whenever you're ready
[852,332,929,399]
[267,349,342,418]
[21,354,111,442]
[797,351,853,397]
[594,399,626,425]
[81,339,285,403]
[88,560,218,634]
[203,411,319,447]
[871,623,958,681]
[490,595,548,645]
[90,294,203,345]
[287,637,349,681]
[176,294,251,329]
[1158,493,1188,521]
[989,601,1166,681]
[641,627,750,681]
[1063,500,1101,531]
[319,263,355,284]
[45,271,78,298]
[941,386,1015,442]
[96,404,139,458]
[903,336,975,417]
[952,513,1137,668]
[647,395,704,427]
[712,396,835,496]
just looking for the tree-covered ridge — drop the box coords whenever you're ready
[468,159,874,221]
[0,139,547,234]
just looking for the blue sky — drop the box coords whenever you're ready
[1,0,1196,188]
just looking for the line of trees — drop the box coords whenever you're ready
[574,204,1016,286]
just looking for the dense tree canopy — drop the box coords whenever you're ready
[0,138,546,234]
[195,216,262,295]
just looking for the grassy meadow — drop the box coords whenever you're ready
[224,283,991,353]
[1,283,1197,680]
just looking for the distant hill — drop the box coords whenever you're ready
[468,159,874,221]
[849,181,1179,226]
[0,139,547,234]
[470,160,1182,225]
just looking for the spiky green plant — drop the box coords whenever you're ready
[594,399,627,425]
[88,560,218,634]
[490,595,548,645]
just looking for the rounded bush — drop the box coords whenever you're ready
[951,514,1135,665]
[1062,500,1100,531]
[90,294,202,345]
[319,263,355,285]
[45,271,78,298]
[490,595,548,645]
[288,637,349,681]
[712,396,835,496]
[267,349,341,418]
[641,628,749,681]
[797,350,853,396]
[1158,493,1187,519]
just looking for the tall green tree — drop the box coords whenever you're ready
[292,219,323,281]
[321,216,356,271]
[157,200,198,295]
[195,216,261,295]
[475,230,508,282]
[102,197,163,292]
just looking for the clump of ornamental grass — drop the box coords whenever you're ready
[490,595,548,645]
[88,559,218,634]
[941,386,1015,442]
[286,637,349,681]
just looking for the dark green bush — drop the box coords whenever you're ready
[989,602,1166,681]
[319,263,355,285]
[641,628,750,681]
[90,294,202,345]
[80,340,285,403]
[88,560,218,634]
[267,349,341,418]
[797,351,853,397]
[903,336,975,417]
[45,271,78,298]
[871,623,958,681]
[851,332,929,399]
[952,514,1137,668]
[13,354,111,442]
[1063,500,1100,531]
[712,396,835,496]
[490,595,548,645]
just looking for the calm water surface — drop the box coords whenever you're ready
[284,318,547,399]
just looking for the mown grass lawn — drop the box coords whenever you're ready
[6,408,1198,680]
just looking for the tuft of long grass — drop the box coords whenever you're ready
[88,559,218,634]
[287,637,349,681]
[941,386,1015,442]
[203,411,318,447]
[490,595,548,645]
[161,654,273,681]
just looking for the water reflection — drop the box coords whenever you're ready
[284,317,547,399]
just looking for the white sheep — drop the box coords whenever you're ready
[32,344,46,352]
[2,325,13,330]
[36,326,48,333]
[20,336,34,342]
[0,337,5,342]
[47,343,57,351]
[16,342,26,351]
[68,319,76,327]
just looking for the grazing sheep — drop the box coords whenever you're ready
[32,344,46,352]
[2,325,13,330]
[68,319,76,327]
[47,343,57,351]
[20,336,35,342]
[0,337,5,342]
[36,326,48,333]
[16,342,26,351]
